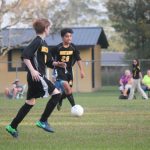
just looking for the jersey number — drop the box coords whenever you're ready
[61,56,70,62]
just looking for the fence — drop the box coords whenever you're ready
[1,59,150,93]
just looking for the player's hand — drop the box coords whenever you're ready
[30,69,41,81]
[80,70,85,79]
[57,62,66,68]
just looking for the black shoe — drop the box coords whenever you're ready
[119,95,128,99]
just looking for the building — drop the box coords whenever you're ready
[101,51,129,85]
[101,51,127,67]
[0,27,108,93]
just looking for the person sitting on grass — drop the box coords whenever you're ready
[119,69,133,99]
[142,69,150,96]
[5,79,24,99]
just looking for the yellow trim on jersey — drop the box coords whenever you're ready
[59,51,73,55]
[44,55,47,63]
[41,46,48,53]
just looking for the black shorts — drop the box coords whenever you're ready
[26,73,55,100]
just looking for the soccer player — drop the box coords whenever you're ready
[5,18,66,138]
[51,28,85,110]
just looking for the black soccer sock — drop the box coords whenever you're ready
[40,93,61,122]
[67,94,75,107]
[61,92,67,99]
[10,103,33,129]
[59,92,66,106]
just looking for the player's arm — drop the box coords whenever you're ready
[73,45,85,78]
[47,46,66,68]
[77,60,85,79]
[23,59,41,81]
[46,54,66,68]
[22,38,41,81]
[53,61,66,68]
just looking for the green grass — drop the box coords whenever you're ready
[1,86,150,150]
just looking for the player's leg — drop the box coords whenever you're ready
[36,88,61,132]
[63,81,72,95]
[6,74,39,138]
[66,80,75,107]
[63,81,75,107]
[66,93,75,107]
[36,77,61,132]
[54,80,67,111]
[57,92,66,111]
[6,98,35,138]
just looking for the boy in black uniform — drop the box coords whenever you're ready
[51,28,85,110]
[6,18,65,138]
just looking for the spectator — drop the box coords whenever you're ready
[119,69,133,99]
[5,79,24,99]
[142,69,150,91]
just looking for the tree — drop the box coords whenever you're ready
[0,0,68,55]
[106,0,150,59]
[0,0,109,55]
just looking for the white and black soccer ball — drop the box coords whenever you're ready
[71,104,84,117]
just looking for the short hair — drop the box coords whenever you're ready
[61,28,73,37]
[12,79,19,84]
[125,69,131,75]
[33,18,51,34]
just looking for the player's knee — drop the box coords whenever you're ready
[66,87,72,95]
[26,98,36,106]
[63,82,72,95]
[52,88,60,95]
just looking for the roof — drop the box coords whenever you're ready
[0,27,109,49]
[101,51,128,66]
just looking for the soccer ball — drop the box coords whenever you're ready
[71,105,84,117]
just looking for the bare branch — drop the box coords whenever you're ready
[1,0,22,14]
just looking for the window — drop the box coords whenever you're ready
[8,49,25,71]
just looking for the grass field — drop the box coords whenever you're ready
[1,86,150,150]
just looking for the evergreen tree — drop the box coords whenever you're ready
[106,0,150,59]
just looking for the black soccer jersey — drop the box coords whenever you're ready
[22,36,53,76]
[51,43,81,81]
[132,65,141,79]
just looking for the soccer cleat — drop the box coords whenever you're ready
[36,121,54,133]
[6,125,18,138]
